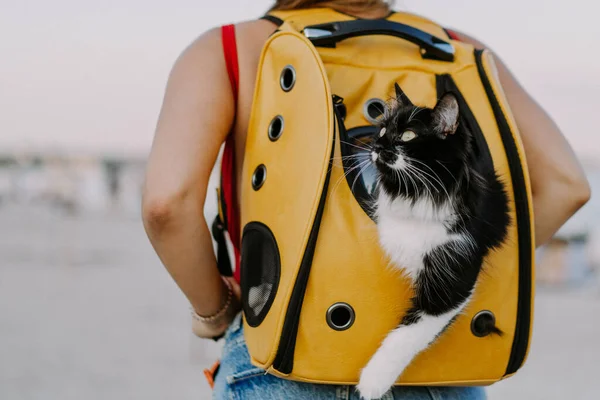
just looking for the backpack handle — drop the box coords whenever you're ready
[303,20,455,62]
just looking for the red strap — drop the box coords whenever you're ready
[445,28,461,41]
[220,24,241,283]
[222,25,239,102]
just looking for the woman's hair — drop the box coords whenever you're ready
[271,0,393,13]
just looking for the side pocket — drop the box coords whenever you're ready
[240,222,281,328]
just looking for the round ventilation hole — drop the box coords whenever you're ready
[280,65,296,92]
[471,310,497,337]
[363,98,386,125]
[268,115,284,141]
[252,164,267,191]
[326,302,355,331]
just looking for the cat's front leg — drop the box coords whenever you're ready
[356,324,412,400]
[356,307,465,400]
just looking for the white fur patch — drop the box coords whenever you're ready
[390,150,407,170]
[357,299,469,400]
[375,192,463,280]
[371,151,378,163]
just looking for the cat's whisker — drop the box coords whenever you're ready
[407,164,451,200]
[337,160,369,185]
[395,167,412,196]
[406,157,451,190]
[403,165,431,189]
[435,160,459,185]
[403,161,446,196]
[339,140,372,152]
[397,169,409,194]
[331,154,364,163]
[351,161,373,193]
[406,170,428,201]
[404,165,438,203]
[407,106,424,124]
[331,159,370,194]
[403,168,422,199]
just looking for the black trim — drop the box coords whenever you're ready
[340,125,377,219]
[240,222,281,327]
[211,215,233,277]
[436,74,495,177]
[303,19,454,62]
[272,104,338,374]
[475,49,532,376]
[214,161,231,277]
[218,176,228,227]
[261,14,284,26]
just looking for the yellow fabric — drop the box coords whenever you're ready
[239,8,534,386]
[240,29,335,367]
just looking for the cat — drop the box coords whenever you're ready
[356,83,510,400]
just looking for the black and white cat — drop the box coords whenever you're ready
[356,84,510,400]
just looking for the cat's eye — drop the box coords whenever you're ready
[400,130,417,142]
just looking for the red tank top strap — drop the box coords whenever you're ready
[222,24,240,101]
[444,28,461,41]
[220,24,241,283]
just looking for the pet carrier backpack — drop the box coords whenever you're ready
[213,8,535,387]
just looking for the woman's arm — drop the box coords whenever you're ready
[141,27,239,334]
[451,30,591,246]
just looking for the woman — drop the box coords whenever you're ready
[142,0,591,399]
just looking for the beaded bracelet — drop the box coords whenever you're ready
[190,277,233,324]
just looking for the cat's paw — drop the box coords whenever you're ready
[356,359,398,400]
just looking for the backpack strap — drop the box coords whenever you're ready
[212,24,241,282]
[261,14,284,27]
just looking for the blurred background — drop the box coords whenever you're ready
[0,1,598,399]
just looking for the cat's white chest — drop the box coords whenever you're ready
[376,194,456,281]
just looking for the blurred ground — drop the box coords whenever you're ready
[1,204,599,400]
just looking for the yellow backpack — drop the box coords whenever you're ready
[223,8,535,387]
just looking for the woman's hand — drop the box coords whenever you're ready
[451,30,591,246]
[191,276,242,339]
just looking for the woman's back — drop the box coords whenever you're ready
[141,3,590,399]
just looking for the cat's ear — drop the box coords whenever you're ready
[394,82,414,108]
[432,92,459,138]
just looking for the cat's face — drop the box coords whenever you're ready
[372,84,470,199]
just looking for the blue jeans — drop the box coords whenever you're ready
[212,313,486,400]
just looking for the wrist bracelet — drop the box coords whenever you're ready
[191,277,233,324]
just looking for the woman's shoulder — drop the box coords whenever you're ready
[176,19,276,66]
[443,28,486,49]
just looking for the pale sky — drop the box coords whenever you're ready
[1,0,599,160]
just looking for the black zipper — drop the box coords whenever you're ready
[475,49,533,375]
[272,99,341,374]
